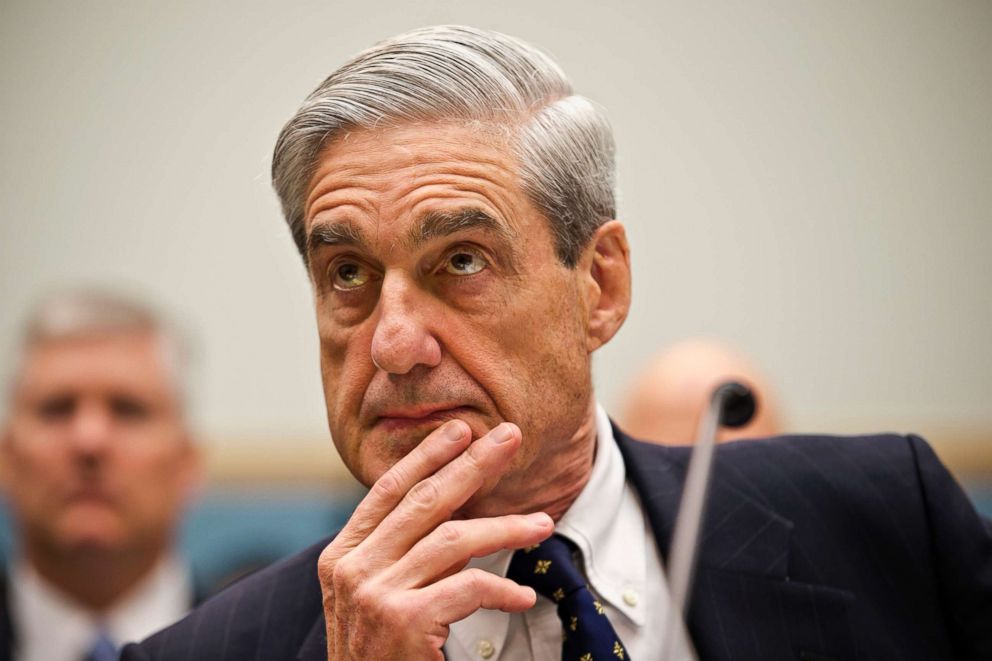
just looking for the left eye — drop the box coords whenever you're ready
[443,250,487,276]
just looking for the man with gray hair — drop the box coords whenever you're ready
[124,25,991,660]
[1,290,202,661]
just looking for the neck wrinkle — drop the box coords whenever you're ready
[460,399,598,522]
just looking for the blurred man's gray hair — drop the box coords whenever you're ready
[272,25,615,268]
[6,289,190,409]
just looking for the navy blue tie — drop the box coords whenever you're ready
[82,629,118,661]
[507,535,630,661]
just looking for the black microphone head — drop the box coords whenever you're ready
[712,381,757,428]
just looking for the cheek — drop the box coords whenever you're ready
[489,281,586,378]
[117,448,189,512]
[6,443,65,489]
[472,280,590,438]
[320,321,377,467]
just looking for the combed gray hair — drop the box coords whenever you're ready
[6,289,190,410]
[272,25,615,268]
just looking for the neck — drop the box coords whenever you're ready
[24,540,165,613]
[462,400,599,522]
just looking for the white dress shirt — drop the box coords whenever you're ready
[9,553,193,661]
[445,404,692,660]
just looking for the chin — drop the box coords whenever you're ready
[55,516,129,554]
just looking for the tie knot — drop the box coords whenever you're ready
[507,534,586,603]
[507,535,632,660]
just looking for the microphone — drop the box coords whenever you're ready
[660,381,757,660]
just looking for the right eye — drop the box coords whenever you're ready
[36,395,75,422]
[332,261,372,290]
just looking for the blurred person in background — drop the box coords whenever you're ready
[619,338,783,445]
[0,290,202,661]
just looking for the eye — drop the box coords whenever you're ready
[36,395,75,422]
[110,396,150,422]
[443,249,487,276]
[332,261,372,290]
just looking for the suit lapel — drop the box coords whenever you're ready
[615,425,857,660]
[615,424,793,578]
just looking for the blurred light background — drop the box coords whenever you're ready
[1,1,990,579]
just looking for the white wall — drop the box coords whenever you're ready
[2,1,990,445]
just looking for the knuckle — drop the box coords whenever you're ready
[351,582,376,611]
[435,520,462,545]
[461,444,486,473]
[331,555,361,593]
[317,550,336,583]
[461,567,489,592]
[370,468,404,501]
[406,475,442,510]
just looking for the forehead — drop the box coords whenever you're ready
[304,122,532,241]
[16,333,175,398]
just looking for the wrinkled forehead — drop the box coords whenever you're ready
[305,121,521,209]
[302,122,538,258]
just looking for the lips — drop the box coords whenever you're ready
[63,483,117,504]
[373,404,473,432]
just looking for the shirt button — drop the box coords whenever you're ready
[623,589,639,606]
[477,639,495,659]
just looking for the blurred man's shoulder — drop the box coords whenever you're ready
[122,536,332,660]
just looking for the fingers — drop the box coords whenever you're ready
[331,420,472,552]
[420,568,538,626]
[362,423,522,556]
[385,513,554,588]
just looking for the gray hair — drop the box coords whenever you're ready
[272,25,615,268]
[6,289,190,410]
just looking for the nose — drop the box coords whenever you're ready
[67,399,114,458]
[370,272,442,374]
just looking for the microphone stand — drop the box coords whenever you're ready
[660,382,756,661]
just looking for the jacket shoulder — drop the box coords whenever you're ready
[122,537,331,660]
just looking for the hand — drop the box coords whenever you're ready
[318,419,554,660]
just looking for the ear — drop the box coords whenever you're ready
[578,220,631,352]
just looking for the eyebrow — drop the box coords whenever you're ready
[305,207,516,262]
[306,221,369,258]
[408,208,515,248]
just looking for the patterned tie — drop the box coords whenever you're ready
[507,534,631,661]
[82,629,118,661]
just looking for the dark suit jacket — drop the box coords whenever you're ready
[121,430,992,660]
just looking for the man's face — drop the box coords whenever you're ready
[305,122,595,490]
[1,333,198,557]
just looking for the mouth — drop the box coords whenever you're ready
[63,481,116,503]
[374,404,475,434]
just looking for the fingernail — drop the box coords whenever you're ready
[491,423,515,444]
[528,512,552,528]
[440,421,465,442]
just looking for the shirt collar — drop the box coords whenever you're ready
[10,552,192,657]
[555,404,646,626]
[104,552,193,643]
[448,404,646,658]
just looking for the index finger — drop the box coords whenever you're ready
[331,420,472,552]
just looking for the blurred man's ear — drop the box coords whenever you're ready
[578,220,631,352]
